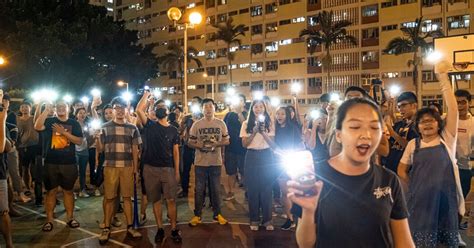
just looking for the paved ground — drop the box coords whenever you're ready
[4,166,474,247]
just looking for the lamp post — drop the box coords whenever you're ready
[167,7,202,112]
[203,73,215,99]
[117,80,129,92]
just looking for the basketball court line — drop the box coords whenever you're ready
[15,204,133,248]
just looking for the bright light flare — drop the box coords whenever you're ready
[389,85,401,97]
[253,91,264,101]
[310,110,320,119]
[282,150,314,179]
[291,83,302,94]
[90,119,102,130]
[226,87,236,96]
[91,88,101,97]
[165,100,171,106]
[121,92,133,102]
[152,88,161,98]
[426,51,443,64]
[81,96,90,104]
[270,97,280,107]
[31,91,42,104]
[0,57,5,65]
[191,104,201,114]
[189,12,203,25]
[330,93,341,103]
[63,94,73,103]
[143,85,150,90]
[257,114,265,123]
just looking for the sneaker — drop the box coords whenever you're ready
[154,228,165,243]
[24,190,32,196]
[139,214,147,226]
[281,219,295,230]
[111,217,122,227]
[19,192,32,203]
[265,224,274,231]
[98,228,111,245]
[223,193,235,201]
[79,190,89,198]
[213,214,228,225]
[189,216,202,227]
[171,228,182,243]
[94,189,101,197]
[127,227,142,239]
[250,225,259,231]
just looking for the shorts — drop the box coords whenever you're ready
[224,151,245,175]
[43,163,78,191]
[103,166,134,200]
[143,165,178,203]
[0,180,8,214]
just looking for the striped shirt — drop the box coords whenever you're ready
[100,121,142,168]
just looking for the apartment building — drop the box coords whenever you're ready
[93,0,474,110]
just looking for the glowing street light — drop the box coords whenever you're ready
[117,80,129,92]
[189,12,203,25]
[0,56,6,66]
[426,51,443,64]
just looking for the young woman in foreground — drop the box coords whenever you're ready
[288,98,414,248]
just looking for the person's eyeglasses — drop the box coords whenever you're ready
[419,118,436,125]
[397,102,412,109]
[457,100,468,105]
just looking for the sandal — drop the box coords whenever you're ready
[42,222,53,232]
[67,219,80,228]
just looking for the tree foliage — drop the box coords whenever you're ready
[0,0,159,98]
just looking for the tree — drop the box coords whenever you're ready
[158,43,202,105]
[210,17,246,86]
[383,17,443,97]
[300,10,357,87]
[0,0,159,98]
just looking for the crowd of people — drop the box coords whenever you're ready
[0,61,472,247]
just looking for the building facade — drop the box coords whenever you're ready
[93,0,474,110]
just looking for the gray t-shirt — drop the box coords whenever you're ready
[189,118,229,166]
[16,116,39,148]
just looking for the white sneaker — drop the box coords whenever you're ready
[19,192,32,203]
[250,225,259,231]
[127,228,142,239]
[265,224,274,231]
[79,190,90,198]
[94,189,101,197]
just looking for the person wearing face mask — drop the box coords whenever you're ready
[34,100,84,232]
[398,64,464,247]
[240,99,276,231]
[136,91,182,243]
[288,98,414,248]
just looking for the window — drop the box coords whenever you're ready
[229,46,239,52]
[251,81,264,91]
[422,70,437,81]
[266,80,278,90]
[217,13,227,23]
[307,57,321,67]
[381,24,397,31]
[401,0,417,4]
[206,15,216,25]
[250,62,263,73]
[401,71,413,78]
[447,15,470,30]
[422,0,441,7]
[381,0,397,8]
[280,59,291,65]
[266,22,278,33]
[197,85,205,89]
[362,51,378,62]
[251,24,263,35]
[239,8,249,14]
[362,28,379,39]
[293,58,305,63]
[206,50,216,60]
[292,16,305,23]
[308,0,319,4]
[218,65,228,75]
[250,5,263,17]
[265,41,278,53]
[279,39,292,45]
[297,99,306,104]
[266,61,278,71]
[197,51,205,56]
[402,21,418,28]
[308,15,318,26]
[206,33,216,42]
[239,63,250,68]
[251,43,263,54]
[422,95,443,108]
[279,19,291,25]
[218,83,227,92]
[265,3,278,14]
[422,19,441,32]
[362,5,378,17]
[308,77,322,88]
[280,79,291,84]
[206,0,215,8]
[240,45,250,50]
[279,0,291,5]
[241,82,250,87]
[217,0,227,5]
[217,48,227,58]
[206,67,216,76]
[229,11,238,16]
[381,72,399,78]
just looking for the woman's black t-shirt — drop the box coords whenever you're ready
[296,160,408,248]
[275,123,303,151]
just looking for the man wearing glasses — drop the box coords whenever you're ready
[383,92,419,173]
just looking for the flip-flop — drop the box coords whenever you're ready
[67,219,80,228]
[42,222,53,232]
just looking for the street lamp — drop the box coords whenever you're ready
[117,80,129,92]
[0,56,6,66]
[167,7,202,112]
[203,73,215,99]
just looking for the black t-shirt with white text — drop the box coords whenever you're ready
[311,161,408,248]
[42,117,83,164]
[142,120,179,167]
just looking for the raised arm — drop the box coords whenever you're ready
[437,63,458,137]
[34,104,52,131]
[136,91,151,126]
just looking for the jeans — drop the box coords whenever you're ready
[6,148,22,193]
[245,149,275,225]
[88,148,97,186]
[194,166,222,217]
[181,145,195,194]
[459,168,472,199]
[76,152,89,191]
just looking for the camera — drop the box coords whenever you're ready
[371,78,382,85]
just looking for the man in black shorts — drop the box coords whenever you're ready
[137,91,182,243]
[34,100,84,232]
